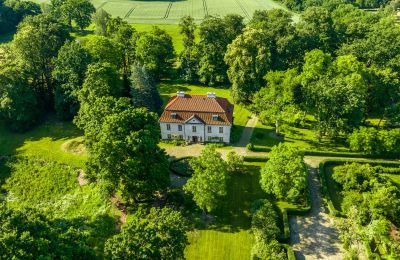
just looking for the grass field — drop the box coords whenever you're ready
[184,161,305,259]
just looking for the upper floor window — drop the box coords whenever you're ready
[178,125,183,131]
[167,124,171,131]
[207,126,212,133]
[219,127,223,133]
[192,126,197,132]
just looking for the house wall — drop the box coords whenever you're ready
[160,122,231,143]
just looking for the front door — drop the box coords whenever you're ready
[192,136,198,143]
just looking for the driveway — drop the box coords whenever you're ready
[289,165,345,260]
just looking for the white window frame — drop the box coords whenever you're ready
[167,124,171,131]
[219,127,223,133]
[192,126,197,132]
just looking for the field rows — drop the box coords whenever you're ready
[88,0,286,24]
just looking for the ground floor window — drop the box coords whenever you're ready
[219,137,223,142]
[208,136,212,141]
[167,134,171,139]
[179,135,183,140]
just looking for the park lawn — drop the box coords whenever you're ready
[184,161,302,259]
[251,117,350,152]
[383,174,400,187]
[158,80,251,144]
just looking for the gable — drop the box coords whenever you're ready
[185,116,204,124]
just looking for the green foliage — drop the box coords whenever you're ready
[226,151,246,174]
[348,127,400,155]
[251,69,302,134]
[0,204,97,259]
[93,8,110,36]
[104,207,188,259]
[0,0,41,34]
[87,107,170,202]
[250,199,286,260]
[52,40,91,120]
[178,15,198,82]
[130,64,162,112]
[51,0,95,30]
[170,157,193,177]
[135,27,175,80]
[84,36,123,70]
[197,15,244,86]
[260,143,307,202]
[184,145,228,213]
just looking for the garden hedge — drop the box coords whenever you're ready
[169,156,193,177]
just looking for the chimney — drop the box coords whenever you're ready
[207,92,216,98]
[177,91,185,97]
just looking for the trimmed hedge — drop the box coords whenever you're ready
[169,156,193,177]
[243,156,268,162]
[283,244,296,260]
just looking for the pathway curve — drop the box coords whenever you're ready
[289,164,345,260]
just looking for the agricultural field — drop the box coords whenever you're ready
[32,0,289,24]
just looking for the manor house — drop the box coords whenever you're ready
[159,92,234,144]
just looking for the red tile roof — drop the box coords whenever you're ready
[159,94,234,125]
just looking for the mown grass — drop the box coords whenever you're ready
[158,80,251,144]
[251,117,350,152]
[184,161,304,259]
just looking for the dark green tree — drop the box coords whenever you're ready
[130,64,162,112]
[178,15,198,82]
[87,107,170,202]
[52,40,91,120]
[260,143,307,202]
[104,207,188,259]
[184,145,228,213]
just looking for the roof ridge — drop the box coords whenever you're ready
[164,96,178,110]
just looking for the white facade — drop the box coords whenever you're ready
[160,120,232,143]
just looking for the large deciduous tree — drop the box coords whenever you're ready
[184,145,228,213]
[52,40,91,120]
[260,143,307,202]
[87,107,170,202]
[178,15,198,82]
[104,207,188,259]
[224,28,272,104]
[251,69,302,134]
[12,14,70,107]
[135,27,175,80]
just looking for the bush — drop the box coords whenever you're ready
[246,142,255,151]
[169,157,193,177]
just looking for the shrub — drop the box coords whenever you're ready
[246,143,255,151]
[169,157,193,177]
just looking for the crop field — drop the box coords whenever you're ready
[33,0,288,24]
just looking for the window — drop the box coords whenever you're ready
[219,137,224,142]
[179,135,183,140]
[212,115,219,121]
[219,127,223,133]
[167,134,172,139]
[166,124,171,131]
[208,136,212,141]
[207,126,212,133]
[192,126,197,132]
[178,125,182,131]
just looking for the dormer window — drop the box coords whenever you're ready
[212,115,219,121]
[171,113,177,119]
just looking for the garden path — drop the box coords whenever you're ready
[289,163,345,260]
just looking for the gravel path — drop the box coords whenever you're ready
[289,166,345,260]
[236,115,258,147]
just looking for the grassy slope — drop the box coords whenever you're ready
[185,161,304,259]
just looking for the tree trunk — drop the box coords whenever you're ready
[275,120,280,135]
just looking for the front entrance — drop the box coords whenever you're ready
[192,136,198,143]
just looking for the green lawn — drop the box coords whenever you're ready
[323,165,344,212]
[184,161,304,259]
[158,80,251,144]
[251,117,350,152]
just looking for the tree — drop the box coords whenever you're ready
[52,40,91,120]
[260,143,307,202]
[12,14,70,107]
[251,69,302,134]
[93,8,110,36]
[135,27,175,80]
[84,36,123,70]
[0,80,42,132]
[178,15,198,82]
[87,107,170,202]
[184,145,228,213]
[224,28,272,104]
[0,0,41,34]
[0,204,96,259]
[104,207,188,259]
[54,0,95,30]
[197,15,244,86]
[130,64,162,112]
[226,151,245,174]
[301,50,367,137]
